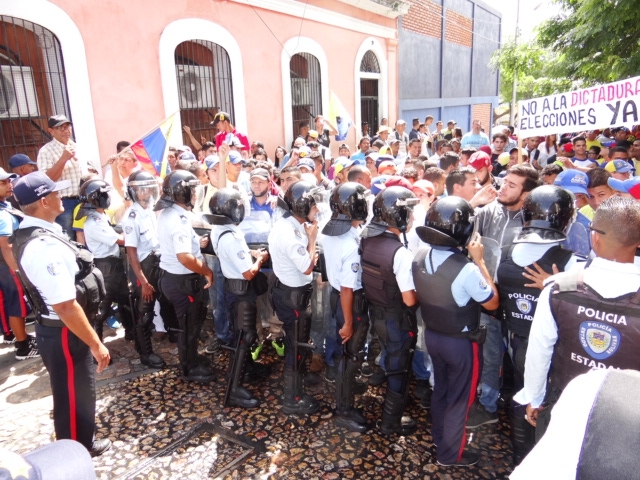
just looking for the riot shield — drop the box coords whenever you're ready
[480,236,502,282]
[563,221,591,258]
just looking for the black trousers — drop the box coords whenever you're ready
[95,256,133,331]
[36,323,96,450]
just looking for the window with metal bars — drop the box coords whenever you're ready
[290,52,322,141]
[175,40,234,149]
[360,50,380,74]
[0,16,72,170]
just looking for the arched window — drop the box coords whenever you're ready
[290,52,322,141]
[174,40,234,146]
[0,15,71,166]
[360,50,380,74]
[359,50,381,136]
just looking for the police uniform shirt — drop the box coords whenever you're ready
[122,202,160,262]
[389,231,416,293]
[158,204,203,275]
[513,257,640,408]
[211,224,252,280]
[0,200,19,236]
[510,242,582,272]
[83,211,120,259]
[423,247,494,314]
[321,226,362,292]
[268,215,313,287]
[19,216,78,321]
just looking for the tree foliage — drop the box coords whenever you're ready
[489,39,572,103]
[537,0,640,85]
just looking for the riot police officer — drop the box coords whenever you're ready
[515,197,640,442]
[11,171,111,456]
[122,170,175,369]
[498,185,580,463]
[321,182,370,432]
[207,188,270,408]
[156,170,215,382]
[77,179,134,342]
[412,196,498,466]
[268,180,320,415]
[360,186,419,436]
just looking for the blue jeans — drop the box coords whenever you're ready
[479,312,505,413]
[205,255,233,344]
[57,198,79,241]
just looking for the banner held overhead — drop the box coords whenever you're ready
[518,76,640,137]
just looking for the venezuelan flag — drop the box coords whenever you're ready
[130,112,178,178]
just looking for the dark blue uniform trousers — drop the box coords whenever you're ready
[36,323,96,450]
[426,329,480,464]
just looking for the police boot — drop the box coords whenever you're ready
[182,316,214,383]
[282,366,319,415]
[510,402,535,465]
[334,357,367,432]
[380,389,416,436]
[136,325,165,369]
[229,348,259,409]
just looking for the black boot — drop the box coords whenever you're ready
[181,316,214,383]
[229,348,259,408]
[135,321,165,369]
[510,402,535,465]
[380,389,416,436]
[282,366,319,415]
[335,357,367,432]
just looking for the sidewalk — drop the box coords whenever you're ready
[0,325,516,479]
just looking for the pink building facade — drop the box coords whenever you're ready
[0,0,409,169]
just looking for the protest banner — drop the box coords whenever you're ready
[518,75,640,137]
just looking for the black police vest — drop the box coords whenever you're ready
[549,269,640,392]
[498,244,572,337]
[11,227,105,319]
[360,232,403,308]
[412,247,480,336]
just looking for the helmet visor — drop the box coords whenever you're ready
[129,180,159,203]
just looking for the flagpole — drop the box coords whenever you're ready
[128,110,180,149]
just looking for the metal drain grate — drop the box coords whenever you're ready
[116,421,265,479]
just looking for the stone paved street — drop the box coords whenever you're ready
[0,323,516,479]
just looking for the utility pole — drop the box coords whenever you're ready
[509,0,521,127]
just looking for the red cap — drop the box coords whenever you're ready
[479,145,492,156]
[468,151,491,170]
[384,176,413,190]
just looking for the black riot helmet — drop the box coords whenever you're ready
[154,170,200,211]
[75,179,112,221]
[126,170,159,206]
[416,196,475,247]
[515,185,575,243]
[322,182,369,236]
[362,186,418,237]
[207,188,245,225]
[284,180,320,220]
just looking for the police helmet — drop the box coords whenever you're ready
[75,179,112,221]
[284,180,320,220]
[154,170,200,211]
[207,188,245,225]
[126,170,159,205]
[515,185,576,243]
[322,182,369,236]
[362,186,419,237]
[416,196,475,247]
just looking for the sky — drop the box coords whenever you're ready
[482,0,563,42]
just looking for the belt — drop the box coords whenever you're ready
[331,287,364,296]
[61,195,80,200]
[273,278,311,291]
[36,317,64,328]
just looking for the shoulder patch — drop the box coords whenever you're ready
[351,262,360,273]
[125,226,133,234]
[479,278,488,289]
[297,246,306,256]
[47,262,61,275]
[294,229,302,238]
[237,251,246,260]
[180,215,188,223]
[129,210,136,219]
[178,234,188,244]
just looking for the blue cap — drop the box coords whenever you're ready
[298,158,315,171]
[13,171,70,205]
[608,176,640,199]
[205,155,220,170]
[179,152,196,161]
[371,175,390,195]
[553,169,589,195]
[604,159,634,174]
[9,153,37,169]
[227,150,243,164]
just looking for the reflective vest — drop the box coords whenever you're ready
[549,269,640,392]
[498,244,572,337]
[412,247,480,336]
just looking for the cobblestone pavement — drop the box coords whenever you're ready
[0,324,516,479]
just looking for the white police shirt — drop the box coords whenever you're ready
[321,226,362,292]
[390,230,416,293]
[268,215,312,287]
[122,202,160,262]
[158,204,203,275]
[84,211,120,259]
[211,224,252,280]
[513,257,640,409]
[19,216,78,321]
[510,242,582,271]
[422,246,494,309]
